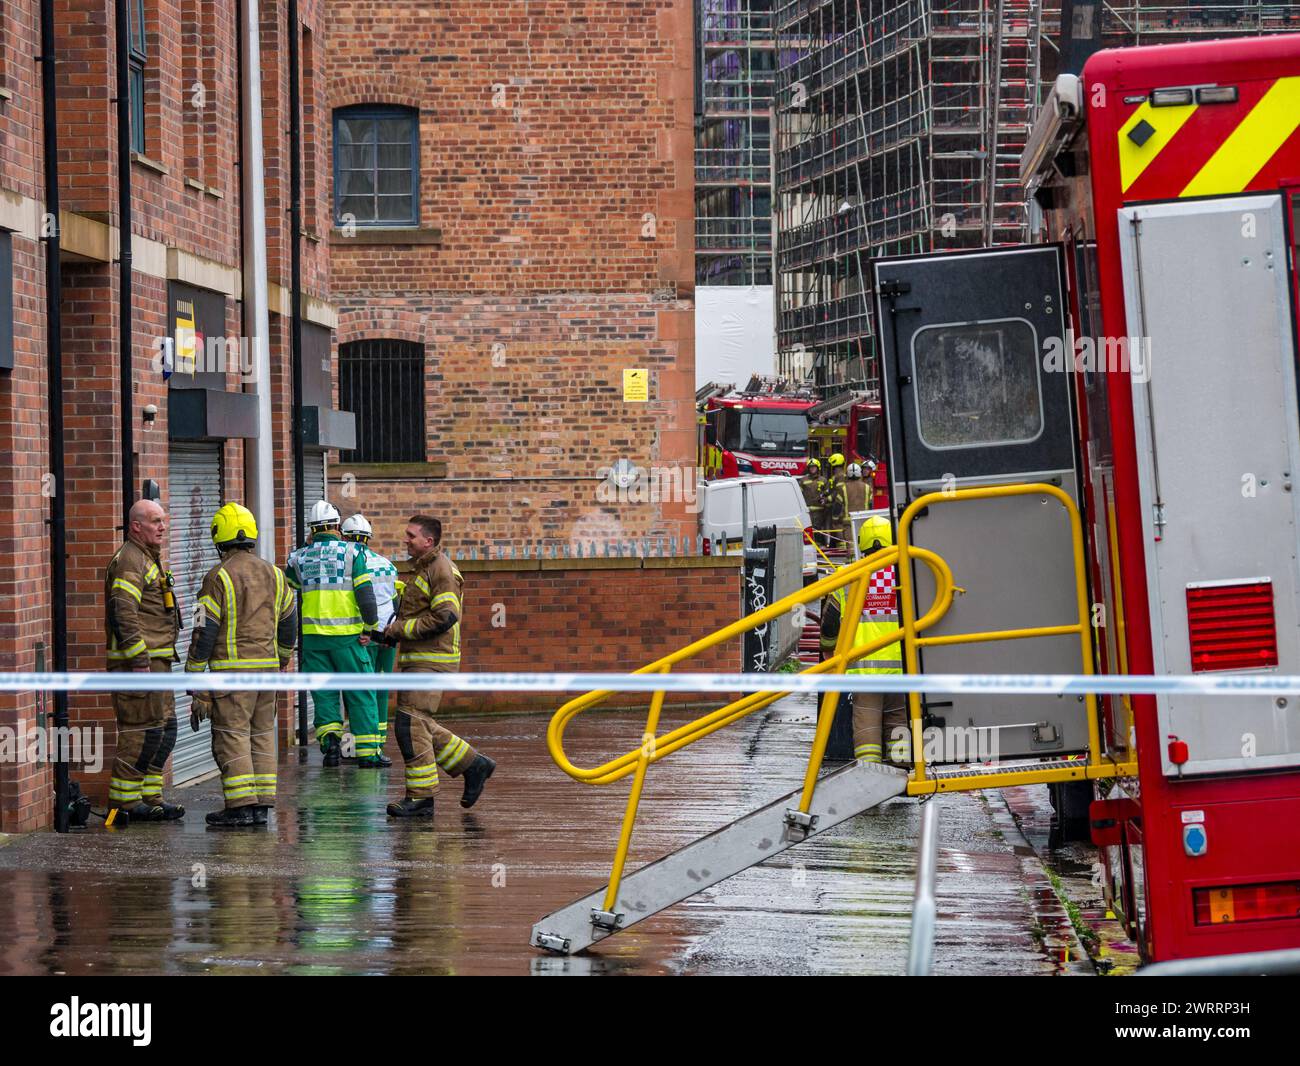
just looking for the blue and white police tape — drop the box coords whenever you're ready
[1,671,1300,696]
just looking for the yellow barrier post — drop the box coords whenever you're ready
[599,665,669,922]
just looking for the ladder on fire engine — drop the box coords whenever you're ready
[532,484,1136,956]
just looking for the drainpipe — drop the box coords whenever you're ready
[40,0,70,832]
[288,0,308,748]
[114,0,134,529]
[239,0,275,562]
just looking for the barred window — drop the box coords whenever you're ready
[333,105,419,226]
[339,340,425,463]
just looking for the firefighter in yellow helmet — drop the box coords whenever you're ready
[824,453,850,549]
[186,504,298,827]
[799,458,827,545]
[818,514,907,763]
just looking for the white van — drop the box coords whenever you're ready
[699,475,817,577]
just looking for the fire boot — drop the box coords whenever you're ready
[459,754,496,809]
[251,806,270,826]
[205,806,257,828]
[386,797,435,819]
[106,801,161,828]
[322,734,342,768]
[144,800,186,821]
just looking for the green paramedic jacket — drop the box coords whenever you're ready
[284,533,378,637]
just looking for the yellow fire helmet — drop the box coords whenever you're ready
[211,502,259,549]
[828,452,846,468]
[805,457,821,473]
[859,513,893,553]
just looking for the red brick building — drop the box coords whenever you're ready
[0,0,343,831]
[0,0,700,832]
[324,1,698,551]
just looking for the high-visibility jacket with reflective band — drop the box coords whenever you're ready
[826,471,849,524]
[829,565,901,675]
[104,539,179,665]
[358,545,399,630]
[285,533,373,636]
[799,474,825,516]
[396,546,462,669]
[186,548,297,671]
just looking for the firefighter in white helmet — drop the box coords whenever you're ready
[284,501,382,767]
[819,514,907,763]
[342,513,398,765]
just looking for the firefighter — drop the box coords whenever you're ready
[383,514,496,818]
[286,501,382,767]
[342,513,397,767]
[845,462,870,515]
[818,515,907,763]
[825,452,850,548]
[186,504,298,827]
[103,498,185,823]
[799,458,827,544]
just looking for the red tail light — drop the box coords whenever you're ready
[802,526,814,545]
[1194,880,1300,925]
[702,537,711,556]
[1185,580,1278,673]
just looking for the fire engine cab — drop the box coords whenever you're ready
[1022,34,1300,962]
[700,377,817,479]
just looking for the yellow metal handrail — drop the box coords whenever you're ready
[548,544,957,912]
[548,481,1137,913]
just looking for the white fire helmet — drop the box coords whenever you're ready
[308,500,341,529]
[341,513,373,541]
[847,463,863,479]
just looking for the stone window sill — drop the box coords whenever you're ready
[131,151,169,176]
[330,226,442,246]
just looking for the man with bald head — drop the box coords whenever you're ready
[103,498,185,823]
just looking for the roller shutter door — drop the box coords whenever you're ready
[303,449,326,528]
[167,444,223,784]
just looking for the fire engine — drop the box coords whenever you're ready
[806,390,891,509]
[699,376,818,479]
[1022,34,1300,961]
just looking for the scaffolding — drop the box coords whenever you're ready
[772,0,1288,391]
[696,0,777,286]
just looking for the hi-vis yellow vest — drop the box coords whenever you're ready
[285,534,372,637]
[832,566,902,675]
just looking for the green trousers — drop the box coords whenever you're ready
[367,641,396,746]
[303,634,381,758]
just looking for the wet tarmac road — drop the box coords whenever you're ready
[0,696,1089,975]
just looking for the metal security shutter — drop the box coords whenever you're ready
[303,449,326,525]
[168,444,223,784]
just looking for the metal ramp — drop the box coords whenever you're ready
[531,761,907,955]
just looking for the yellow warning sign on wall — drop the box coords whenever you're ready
[623,368,648,402]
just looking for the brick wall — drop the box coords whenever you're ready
[325,0,697,548]
[0,0,49,831]
[436,555,742,715]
